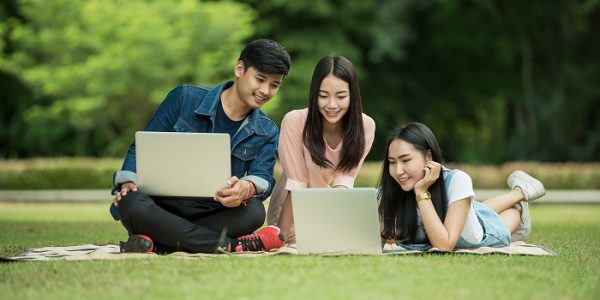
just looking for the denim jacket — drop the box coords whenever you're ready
[110,81,279,219]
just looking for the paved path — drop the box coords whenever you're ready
[0,189,599,203]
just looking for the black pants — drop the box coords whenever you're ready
[117,191,265,253]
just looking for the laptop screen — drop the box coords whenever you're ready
[291,188,382,255]
[135,131,230,197]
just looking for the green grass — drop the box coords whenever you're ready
[1,203,599,299]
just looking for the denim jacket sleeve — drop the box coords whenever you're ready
[113,86,184,187]
[242,124,279,201]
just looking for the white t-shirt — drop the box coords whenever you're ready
[417,169,483,244]
[444,169,483,243]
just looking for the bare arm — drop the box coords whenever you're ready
[417,197,471,251]
[413,161,471,250]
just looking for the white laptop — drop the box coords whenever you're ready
[135,131,230,197]
[291,188,382,255]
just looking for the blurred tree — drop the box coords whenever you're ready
[237,0,378,126]
[364,0,519,162]
[381,0,600,163]
[0,0,255,157]
[1,0,598,163]
[244,0,599,163]
[489,0,600,162]
[0,0,33,158]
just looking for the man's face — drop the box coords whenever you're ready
[234,61,284,109]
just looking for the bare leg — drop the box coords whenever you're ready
[278,192,296,244]
[499,207,521,234]
[481,188,524,214]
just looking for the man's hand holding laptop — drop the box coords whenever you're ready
[214,176,255,208]
[114,177,255,208]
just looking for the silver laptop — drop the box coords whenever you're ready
[135,131,230,197]
[291,188,382,255]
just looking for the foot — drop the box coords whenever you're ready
[507,171,545,202]
[119,234,155,253]
[511,202,531,242]
[283,243,297,249]
[233,225,284,252]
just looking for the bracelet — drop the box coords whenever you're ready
[245,180,256,198]
[241,180,256,206]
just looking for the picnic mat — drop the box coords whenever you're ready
[1,241,555,262]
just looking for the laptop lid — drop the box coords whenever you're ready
[291,188,382,255]
[135,131,230,197]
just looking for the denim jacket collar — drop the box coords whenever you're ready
[194,81,269,136]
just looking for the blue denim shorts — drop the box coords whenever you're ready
[398,201,511,251]
[455,201,511,249]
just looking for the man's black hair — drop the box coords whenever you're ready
[239,39,291,76]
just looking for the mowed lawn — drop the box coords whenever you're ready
[1,202,599,299]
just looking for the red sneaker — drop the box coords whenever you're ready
[234,226,284,252]
[119,234,155,253]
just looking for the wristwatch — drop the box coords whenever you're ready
[416,191,431,202]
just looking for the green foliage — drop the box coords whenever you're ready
[244,0,600,163]
[361,0,600,163]
[243,0,378,125]
[1,0,255,157]
[1,0,599,163]
[1,203,599,299]
[0,157,120,189]
[1,158,599,190]
[354,161,600,189]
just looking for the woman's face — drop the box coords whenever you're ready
[387,139,430,192]
[318,75,350,126]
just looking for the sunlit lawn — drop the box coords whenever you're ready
[1,202,599,299]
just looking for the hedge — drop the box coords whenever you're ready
[1,158,598,190]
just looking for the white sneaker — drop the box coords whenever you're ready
[511,202,531,242]
[507,171,546,202]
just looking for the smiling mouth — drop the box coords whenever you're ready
[325,111,339,117]
[253,93,267,103]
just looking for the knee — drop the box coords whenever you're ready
[117,191,152,219]
[244,199,266,230]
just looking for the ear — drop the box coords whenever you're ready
[425,150,433,162]
[234,61,245,78]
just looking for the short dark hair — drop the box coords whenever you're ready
[303,55,365,173]
[238,39,291,76]
[378,122,448,243]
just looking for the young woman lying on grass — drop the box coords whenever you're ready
[378,122,546,251]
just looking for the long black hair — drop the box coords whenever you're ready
[303,55,365,172]
[377,122,448,243]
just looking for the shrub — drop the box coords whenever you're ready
[1,158,598,190]
[355,161,600,189]
[0,158,120,189]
